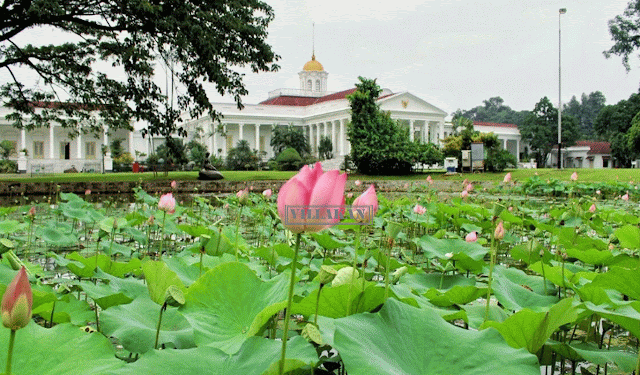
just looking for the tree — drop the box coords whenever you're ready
[519,97,579,167]
[604,0,640,71]
[226,140,259,170]
[270,125,310,157]
[563,92,606,139]
[594,92,640,166]
[318,136,333,160]
[1,0,280,138]
[627,112,640,159]
[453,97,530,127]
[347,77,416,175]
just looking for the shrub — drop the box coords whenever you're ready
[485,149,517,172]
[113,152,134,172]
[226,140,259,170]
[0,160,17,173]
[275,147,303,171]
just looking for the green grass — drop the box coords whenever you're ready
[0,168,638,184]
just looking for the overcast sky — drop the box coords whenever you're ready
[2,0,640,119]
[213,0,640,116]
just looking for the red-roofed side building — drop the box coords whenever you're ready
[550,141,614,168]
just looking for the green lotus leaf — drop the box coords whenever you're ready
[36,226,78,247]
[32,294,95,326]
[591,266,640,301]
[78,270,148,309]
[417,235,489,261]
[400,272,475,294]
[101,297,195,354]
[0,323,124,374]
[108,336,316,375]
[292,282,385,319]
[614,224,640,250]
[330,298,540,375]
[491,265,559,312]
[179,262,288,354]
[583,302,640,338]
[0,220,27,235]
[424,285,486,307]
[482,298,579,354]
[547,340,636,373]
[142,260,186,305]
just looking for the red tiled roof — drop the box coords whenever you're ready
[473,121,518,128]
[260,88,357,106]
[575,141,611,155]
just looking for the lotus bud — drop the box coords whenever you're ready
[236,188,249,205]
[494,221,505,240]
[622,193,629,201]
[27,206,35,218]
[589,204,596,213]
[460,190,469,199]
[426,175,433,184]
[503,172,512,183]
[170,180,177,189]
[262,189,272,198]
[570,172,578,181]
[465,232,477,242]
[413,204,426,215]
[1,267,32,330]
[355,180,362,187]
[158,193,176,213]
[85,189,91,196]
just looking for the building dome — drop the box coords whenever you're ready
[303,54,324,71]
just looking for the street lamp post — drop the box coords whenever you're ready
[558,8,566,169]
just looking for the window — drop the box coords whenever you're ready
[306,80,312,91]
[315,79,321,92]
[60,142,70,160]
[33,141,44,159]
[85,142,96,159]
[226,135,233,153]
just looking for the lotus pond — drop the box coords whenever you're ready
[1,178,640,375]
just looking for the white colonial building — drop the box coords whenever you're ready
[177,54,452,161]
[0,104,133,173]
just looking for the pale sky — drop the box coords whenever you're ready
[2,0,640,120]
[217,0,640,115]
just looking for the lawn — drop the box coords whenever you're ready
[0,168,638,184]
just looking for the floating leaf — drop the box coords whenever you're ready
[329,299,540,375]
[142,260,186,305]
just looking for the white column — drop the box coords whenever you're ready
[103,128,109,150]
[409,120,414,141]
[439,121,444,146]
[49,125,55,159]
[77,133,82,159]
[339,119,345,156]
[255,124,260,153]
[323,122,327,139]
[20,128,26,150]
[315,124,320,155]
[516,139,520,163]
[128,130,134,156]
[331,121,336,154]
[223,124,228,155]
[214,120,218,155]
[238,123,244,143]
[502,138,507,150]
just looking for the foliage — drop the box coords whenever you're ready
[318,136,333,160]
[0,160,17,173]
[275,148,303,171]
[0,0,280,139]
[0,140,15,159]
[347,77,417,175]
[186,140,209,168]
[226,140,259,171]
[113,152,135,172]
[110,139,125,159]
[270,125,310,157]
[452,97,530,127]
[519,97,579,168]
[414,142,444,166]
[594,92,640,166]
[156,138,188,167]
[517,175,636,198]
[627,111,640,157]
[604,0,640,71]
[562,92,606,140]
[485,149,516,172]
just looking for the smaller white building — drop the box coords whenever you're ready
[549,141,614,169]
[0,105,134,174]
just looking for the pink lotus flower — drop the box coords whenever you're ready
[85,189,91,196]
[277,162,346,233]
[508,206,514,212]
[503,172,512,183]
[622,193,629,201]
[570,172,578,181]
[494,221,505,240]
[589,204,596,213]
[355,180,362,187]
[461,190,469,199]
[236,188,249,205]
[27,206,35,217]
[158,193,176,214]
[596,190,601,195]
[413,204,426,215]
[170,180,177,189]
[1,266,32,330]
[352,185,378,223]
[223,203,229,210]
[426,175,433,184]
[346,192,354,198]
[465,183,474,192]
[262,189,273,198]
[465,232,477,242]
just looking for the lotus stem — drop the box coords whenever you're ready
[278,233,302,375]
[384,238,392,300]
[5,329,16,375]
[159,211,167,258]
[154,302,168,350]
[314,284,324,326]
[235,205,243,261]
[484,231,496,324]
[347,226,362,316]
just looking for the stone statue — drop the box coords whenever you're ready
[198,152,224,180]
